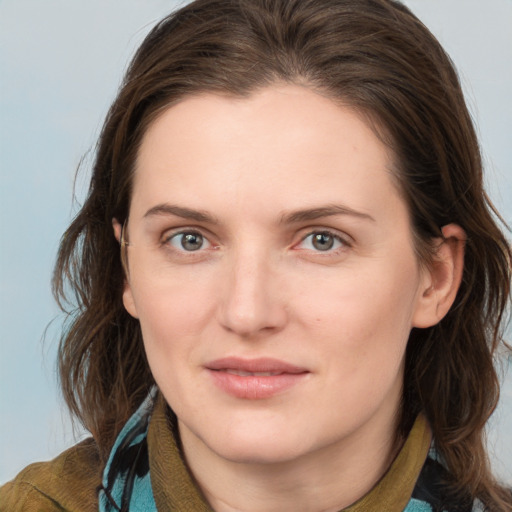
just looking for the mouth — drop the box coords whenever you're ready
[224,369,285,377]
[205,357,309,399]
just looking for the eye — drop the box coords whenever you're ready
[165,231,212,252]
[298,231,347,252]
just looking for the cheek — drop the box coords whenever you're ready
[295,259,421,367]
[131,281,211,401]
[136,286,213,345]
[127,265,223,382]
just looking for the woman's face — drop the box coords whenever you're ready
[121,85,433,466]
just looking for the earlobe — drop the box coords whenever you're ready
[112,218,123,243]
[412,224,466,328]
[112,218,139,319]
[122,284,139,319]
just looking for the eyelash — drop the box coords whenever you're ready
[160,228,351,257]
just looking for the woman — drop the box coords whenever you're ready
[1,0,511,510]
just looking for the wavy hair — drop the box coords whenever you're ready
[53,0,511,508]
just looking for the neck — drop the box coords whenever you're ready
[179,408,403,512]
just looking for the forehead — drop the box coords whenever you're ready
[131,85,404,225]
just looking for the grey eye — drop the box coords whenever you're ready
[312,233,335,251]
[298,231,345,252]
[169,232,207,251]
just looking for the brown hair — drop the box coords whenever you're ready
[54,0,512,508]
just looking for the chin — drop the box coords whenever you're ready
[187,416,313,465]
[211,435,308,465]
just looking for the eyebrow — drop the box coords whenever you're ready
[281,205,375,224]
[142,203,374,225]
[143,204,218,223]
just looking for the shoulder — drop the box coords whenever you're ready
[0,438,102,512]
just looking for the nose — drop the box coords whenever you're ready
[218,248,288,338]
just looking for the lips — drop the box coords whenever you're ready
[205,357,309,399]
[225,369,283,377]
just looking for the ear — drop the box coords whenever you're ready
[412,224,466,328]
[112,217,123,243]
[112,218,139,319]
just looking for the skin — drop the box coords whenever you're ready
[114,85,464,512]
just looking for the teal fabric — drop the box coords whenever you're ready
[403,498,433,511]
[98,391,157,512]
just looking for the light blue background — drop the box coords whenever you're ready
[1,0,511,485]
